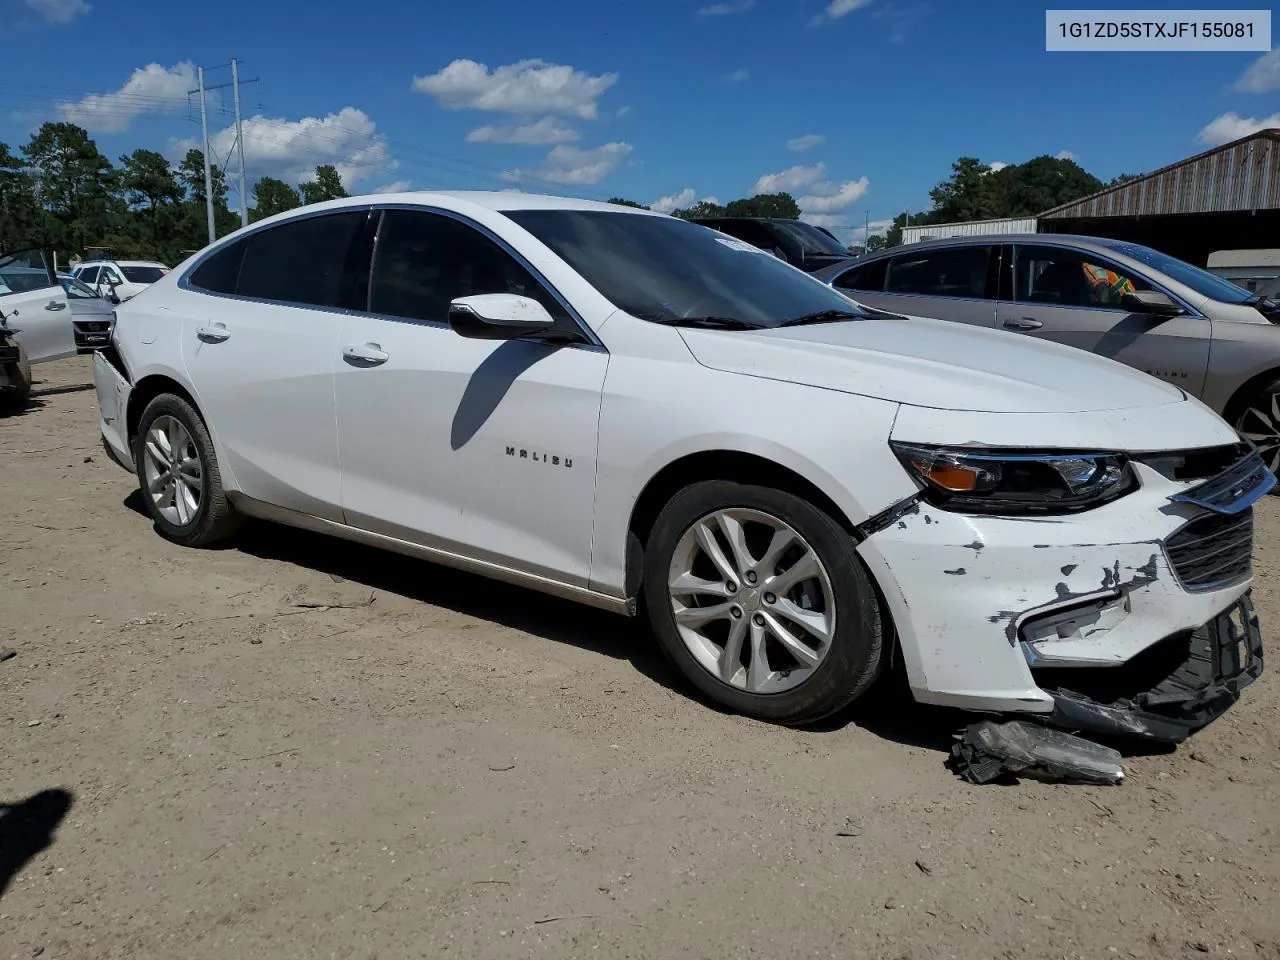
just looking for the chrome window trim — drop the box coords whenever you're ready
[176,202,605,350]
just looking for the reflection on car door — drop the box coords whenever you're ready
[831,244,999,326]
[181,209,369,520]
[0,249,76,362]
[334,208,609,585]
[994,243,1211,397]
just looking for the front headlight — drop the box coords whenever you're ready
[890,443,1135,514]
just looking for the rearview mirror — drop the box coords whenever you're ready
[448,294,556,340]
[1121,290,1183,317]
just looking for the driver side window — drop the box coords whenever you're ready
[368,210,571,326]
[1013,245,1150,309]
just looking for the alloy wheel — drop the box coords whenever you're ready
[141,414,204,526]
[667,508,836,694]
[1238,393,1280,474]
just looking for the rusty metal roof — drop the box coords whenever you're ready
[1040,130,1280,220]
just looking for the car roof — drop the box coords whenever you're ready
[300,190,668,217]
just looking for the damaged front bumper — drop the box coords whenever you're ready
[856,458,1265,742]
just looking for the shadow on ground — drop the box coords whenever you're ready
[0,789,73,900]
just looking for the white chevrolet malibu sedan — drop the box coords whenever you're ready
[93,192,1270,741]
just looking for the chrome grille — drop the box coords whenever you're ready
[1164,509,1253,593]
[1171,449,1276,514]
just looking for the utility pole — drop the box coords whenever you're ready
[196,66,216,245]
[188,62,260,242]
[865,211,870,249]
[231,58,248,228]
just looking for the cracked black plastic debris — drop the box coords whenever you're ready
[1038,591,1262,743]
[947,720,1125,786]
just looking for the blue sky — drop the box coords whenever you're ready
[4,0,1279,241]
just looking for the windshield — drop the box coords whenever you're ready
[505,210,872,328]
[769,220,849,257]
[121,265,167,283]
[1102,241,1256,304]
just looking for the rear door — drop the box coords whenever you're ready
[0,249,76,362]
[995,242,1211,396]
[831,244,999,326]
[180,209,371,520]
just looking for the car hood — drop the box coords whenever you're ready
[679,314,1186,414]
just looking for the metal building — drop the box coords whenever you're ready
[1037,129,1280,267]
[900,216,1037,245]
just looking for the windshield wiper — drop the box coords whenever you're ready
[777,309,864,327]
[650,315,765,330]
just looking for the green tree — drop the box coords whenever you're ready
[724,192,801,219]
[1106,172,1142,188]
[22,122,116,255]
[299,165,348,205]
[608,197,648,209]
[119,149,182,259]
[251,176,301,221]
[0,142,41,250]
[991,155,1102,216]
[674,199,727,219]
[175,148,237,250]
[866,234,887,253]
[928,157,1002,223]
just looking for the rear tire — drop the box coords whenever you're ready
[133,393,242,546]
[642,480,884,725]
[0,342,32,413]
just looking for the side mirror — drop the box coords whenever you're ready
[448,294,556,340]
[1121,290,1183,317]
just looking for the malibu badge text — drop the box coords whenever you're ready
[506,446,573,469]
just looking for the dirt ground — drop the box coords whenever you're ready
[2,355,1279,960]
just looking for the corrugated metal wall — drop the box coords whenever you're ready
[901,217,1037,244]
[1042,135,1280,220]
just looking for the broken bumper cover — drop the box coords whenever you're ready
[855,460,1262,731]
[1042,592,1262,742]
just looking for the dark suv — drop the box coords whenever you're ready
[690,217,851,273]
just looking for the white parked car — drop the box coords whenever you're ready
[70,259,169,302]
[93,193,1269,741]
[0,248,75,409]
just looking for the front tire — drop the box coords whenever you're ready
[643,480,884,725]
[1234,380,1280,494]
[134,393,241,546]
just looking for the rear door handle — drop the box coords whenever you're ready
[196,322,231,343]
[343,342,389,366]
[45,300,67,311]
[1003,317,1043,330]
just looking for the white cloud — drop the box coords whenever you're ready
[503,142,632,186]
[466,116,580,145]
[811,0,873,23]
[698,0,754,14]
[798,176,869,213]
[57,62,193,133]
[850,217,892,240]
[373,180,412,194]
[24,0,89,23]
[787,133,826,152]
[1055,150,1075,161]
[754,162,826,193]
[616,105,632,118]
[1236,49,1280,93]
[1198,111,1280,146]
[800,213,843,227]
[726,69,751,83]
[651,188,696,214]
[412,58,618,120]
[176,107,394,188]
[988,160,1009,172]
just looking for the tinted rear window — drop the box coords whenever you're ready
[122,266,167,283]
[236,211,366,307]
[188,240,247,294]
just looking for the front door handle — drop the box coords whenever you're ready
[342,342,389,366]
[1003,316,1043,330]
[45,300,67,311]
[196,322,231,343]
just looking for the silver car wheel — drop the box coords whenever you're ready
[667,508,836,694]
[142,415,203,526]
[1238,393,1280,474]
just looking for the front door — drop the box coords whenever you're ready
[0,249,75,362]
[334,208,608,585]
[834,244,1000,327]
[996,243,1211,397]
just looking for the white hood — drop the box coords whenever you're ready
[678,314,1186,414]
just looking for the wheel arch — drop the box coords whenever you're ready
[126,373,202,452]
[623,449,860,599]
[1222,367,1280,426]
